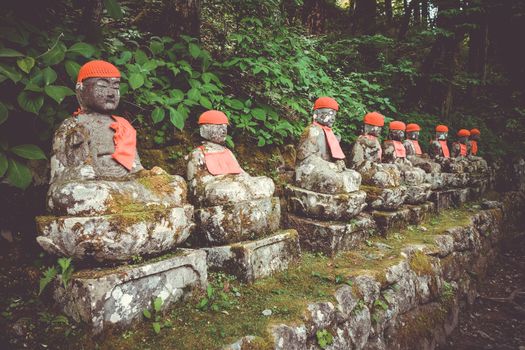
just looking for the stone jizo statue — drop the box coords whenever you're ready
[451,129,471,158]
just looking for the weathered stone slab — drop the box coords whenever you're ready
[361,185,407,211]
[36,205,195,262]
[285,185,367,221]
[192,197,281,246]
[203,230,300,283]
[372,202,435,235]
[404,183,432,205]
[53,249,207,334]
[407,201,436,224]
[286,213,375,256]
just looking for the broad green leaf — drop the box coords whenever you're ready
[41,43,66,66]
[143,309,151,319]
[64,60,81,82]
[44,85,75,104]
[257,137,266,147]
[16,56,35,73]
[225,98,244,111]
[0,153,7,177]
[152,322,161,334]
[10,144,46,160]
[151,107,165,124]
[206,284,213,298]
[68,42,96,58]
[114,51,132,65]
[0,63,22,83]
[142,60,158,72]
[0,48,23,57]
[199,96,212,109]
[187,88,201,101]
[134,49,148,65]
[7,158,32,189]
[0,102,7,125]
[169,107,185,130]
[17,91,44,114]
[150,41,164,55]
[153,297,163,312]
[42,67,57,85]
[24,83,44,92]
[169,89,185,104]
[38,267,57,296]
[189,43,201,59]
[251,108,266,121]
[201,72,218,84]
[103,0,123,19]
[129,73,144,90]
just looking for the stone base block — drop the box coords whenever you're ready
[361,185,407,211]
[404,183,432,205]
[53,249,207,334]
[286,213,375,257]
[285,185,367,221]
[372,202,436,235]
[203,230,300,283]
[442,173,469,188]
[193,197,280,246]
[430,188,471,211]
[36,205,195,262]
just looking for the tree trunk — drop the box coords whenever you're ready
[161,0,201,40]
[353,0,377,34]
[413,0,421,26]
[421,0,429,26]
[385,0,393,25]
[302,0,327,34]
[78,0,103,43]
[398,0,417,39]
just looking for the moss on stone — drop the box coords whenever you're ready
[137,173,175,196]
[409,251,434,276]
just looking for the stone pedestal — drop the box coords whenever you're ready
[430,188,472,211]
[53,249,207,334]
[286,213,375,257]
[404,183,432,205]
[372,202,436,236]
[361,185,407,211]
[203,230,300,283]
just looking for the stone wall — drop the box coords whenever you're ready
[227,191,525,350]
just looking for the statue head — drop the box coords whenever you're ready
[457,129,471,144]
[435,125,449,141]
[388,121,406,141]
[470,128,480,141]
[75,60,121,114]
[198,110,228,144]
[363,112,384,137]
[406,123,420,140]
[313,97,338,128]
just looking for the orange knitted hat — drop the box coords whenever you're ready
[77,60,121,83]
[457,129,471,137]
[406,123,421,132]
[313,97,339,111]
[435,125,449,133]
[363,112,385,127]
[198,110,229,125]
[470,128,480,135]
[389,121,406,131]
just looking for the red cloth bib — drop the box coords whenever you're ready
[410,140,422,155]
[439,140,450,158]
[110,115,136,171]
[392,140,406,158]
[199,146,242,175]
[364,134,382,160]
[459,143,467,156]
[313,122,345,159]
[470,140,478,155]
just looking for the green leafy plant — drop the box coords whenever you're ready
[196,273,239,312]
[316,329,334,349]
[143,296,168,334]
[38,257,74,295]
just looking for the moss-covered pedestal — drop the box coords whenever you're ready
[372,202,436,236]
[52,249,207,334]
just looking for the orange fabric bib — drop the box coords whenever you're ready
[459,143,467,156]
[392,140,406,158]
[199,146,242,175]
[110,116,136,171]
[439,140,450,158]
[410,140,422,155]
[364,134,382,160]
[313,122,345,159]
[470,140,478,155]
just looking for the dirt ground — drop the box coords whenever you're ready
[438,233,525,350]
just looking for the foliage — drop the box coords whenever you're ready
[316,329,334,349]
[196,272,239,312]
[143,296,171,334]
[38,257,74,295]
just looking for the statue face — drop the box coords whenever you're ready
[407,131,419,140]
[436,132,448,140]
[200,124,227,144]
[470,134,480,141]
[76,77,120,113]
[364,123,382,137]
[458,136,469,144]
[313,108,336,128]
[389,129,404,141]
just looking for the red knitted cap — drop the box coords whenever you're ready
[457,129,471,137]
[363,112,385,127]
[198,110,229,125]
[436,125,449,132]
[389,121,406,131]
[77,60,121,83]
[313,97,339,111]
[406,123,421,132]
[470,128,480,135]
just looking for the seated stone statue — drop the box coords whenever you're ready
[290,97,366,220]
[350,112,406,210]
[467,128,489,172]
[36,60,194,262]
[403,123,444,189]
[382,121,431,204]
[187,110,279,245]
[428,124,468,187]
[451,129,471,158]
